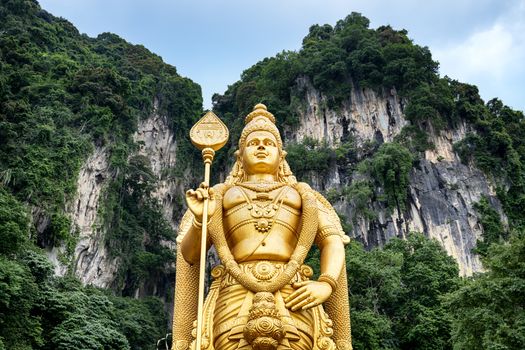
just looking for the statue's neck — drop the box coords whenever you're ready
[245,173,277,183]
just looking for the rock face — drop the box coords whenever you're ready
[287,78,407,148]
[133,100,183,231]
[46,100,185,288]
[69,146,119,288]
[288,77,505,275]
[42,145,119,288]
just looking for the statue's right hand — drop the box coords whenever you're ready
[186,183,217,224]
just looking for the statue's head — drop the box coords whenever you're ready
[226,104,296,184]
[238,103,283,152]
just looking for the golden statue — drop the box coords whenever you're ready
[172,104,352,350]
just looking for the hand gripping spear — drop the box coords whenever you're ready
[189,111,229,350]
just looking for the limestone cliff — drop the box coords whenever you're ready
[67,146,118,287]
[44,146,117,287]
[45,99,187,290]
[286,77,407,147]
[287,77,505,275]
[133,99,185,231]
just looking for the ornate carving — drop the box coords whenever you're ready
[252,262,277,281]
[243,292,285,350]
[174,340,189,350]
[189,111,229,151]
[336,340,354,350]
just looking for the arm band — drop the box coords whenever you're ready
[318,273,338,291]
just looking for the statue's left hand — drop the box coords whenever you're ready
[284,280,332,311]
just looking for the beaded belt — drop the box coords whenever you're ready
[211,261,313,289]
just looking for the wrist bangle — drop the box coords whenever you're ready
[192,218,202,228]
[319,274,338,291]
[192,218,210,229]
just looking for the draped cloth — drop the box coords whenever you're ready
[206,264,323,350]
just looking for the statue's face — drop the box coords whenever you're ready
[242,130,280,176]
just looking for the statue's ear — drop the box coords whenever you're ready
[234,150,240,159]
[281,150,287,159]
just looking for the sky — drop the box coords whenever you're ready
[38,0,524,112]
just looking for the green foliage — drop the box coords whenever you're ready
[213,12,440,143]
[41,212,72,247]
[473,196,508,256]
[44,279,169,350]
[50,315,130,350]
[0,2,197,348]
[385,234,460,350]
[285,137,336,180]
[454,98,525,231]
[447,232,525,350]
[334,139,359,172]
[365,142,413,213]
[345,240,402,349]
[343,233,460,349]
[111,297,167,350]
[2,3,525,350]
[404,80,454,130]
[0,187,30,255]
[342,180,376,221]
[0,247,169,350]
[103,155,176,295]
[0,0,201,249]
[0,256,43,349]
[313,234,459,350]
[41,286,128,349]
[394,125,434,153]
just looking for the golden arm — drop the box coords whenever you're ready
[318,235,346,283]
[180,184,216,265]
[284,199,346,310]
[316,199,346,289]
[179,223,211,265]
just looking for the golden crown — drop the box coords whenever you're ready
[239,104,282,151]
[245,103,276,124]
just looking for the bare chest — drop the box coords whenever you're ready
[223,185,301,211]
[222,184,302,262]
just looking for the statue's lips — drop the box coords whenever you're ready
[254,151,269,159]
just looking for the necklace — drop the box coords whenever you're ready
[238,186,288,233]
[238,181,286,193]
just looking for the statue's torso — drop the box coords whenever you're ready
[223,184,301,262]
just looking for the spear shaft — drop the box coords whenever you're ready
[188,111,228,350]
[195,148,214,350]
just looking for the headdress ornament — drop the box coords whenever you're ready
[239,104,282,151]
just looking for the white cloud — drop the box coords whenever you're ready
[436,24,516,80]
[433,0,525,110]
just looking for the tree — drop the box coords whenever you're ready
[446,233,525,350]
[0,257,43,349]
[386,233,460,350]
[0,187,29,255]
[346,240,402,349]
[368,142,413,217]
[343,233,460,350]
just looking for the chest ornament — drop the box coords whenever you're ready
[238,186,288,234]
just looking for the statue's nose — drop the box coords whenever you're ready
[258,145,265,150]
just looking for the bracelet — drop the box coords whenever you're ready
[315,225,342,245]
[318,274,338,291]
[192,218,202,228]
[192,218,210,229]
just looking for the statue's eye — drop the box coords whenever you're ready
[249,140,258,146]
[265,140,275,146]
